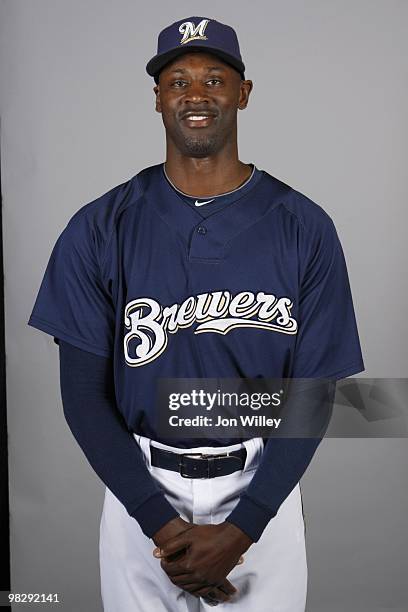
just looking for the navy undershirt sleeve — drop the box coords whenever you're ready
[58,339,179,539]
[225,378,335,542]
[225,437,323,541]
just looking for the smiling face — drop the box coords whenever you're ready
[154,50,253,158]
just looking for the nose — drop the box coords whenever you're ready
[182,79,210,104]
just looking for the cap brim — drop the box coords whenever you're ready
[146,45,245,80]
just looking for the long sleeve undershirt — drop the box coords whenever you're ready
[58,339,179,538]
[59,339,329,542]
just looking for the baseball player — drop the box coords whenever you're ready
[28,16,364,612]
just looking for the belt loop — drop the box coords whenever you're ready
[242,437,263,472]
[134,434,153,469]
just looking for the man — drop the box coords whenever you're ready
[28,16,364,611]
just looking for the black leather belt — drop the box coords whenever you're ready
[150,445,247,479]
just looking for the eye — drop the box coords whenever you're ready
[171,79,187,87]
[207,78,222,85]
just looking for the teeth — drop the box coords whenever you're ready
[186,115,210,121]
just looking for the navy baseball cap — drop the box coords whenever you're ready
[146,16,245,84]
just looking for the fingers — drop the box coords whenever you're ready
[192,585,231,603]
[159,553,244,574]
[169,574,236,594]
[201,583,238,606]
[187,578,237,602]
[166,573,194,587]
[202,598,220,607]
[167,573,239,606]
[217,579,237,596]
[154,528,195,557]
[172,582,228,603]
[152,522,196,552]
[153,543,243,602]
[160,558,191,576]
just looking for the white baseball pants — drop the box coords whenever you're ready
[99,435,308,612]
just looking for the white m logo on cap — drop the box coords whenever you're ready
[179,19,210,45]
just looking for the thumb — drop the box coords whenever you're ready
[153,532,192,558]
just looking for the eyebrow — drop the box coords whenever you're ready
[168,66,227,74]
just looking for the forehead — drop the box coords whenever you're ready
[162,50,232,75]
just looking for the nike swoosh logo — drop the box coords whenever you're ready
[194,199,215,207]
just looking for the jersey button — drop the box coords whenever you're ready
[197,226,207,235]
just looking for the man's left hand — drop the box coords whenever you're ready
[152,522,253,593]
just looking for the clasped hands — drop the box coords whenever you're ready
[152,516,253,605]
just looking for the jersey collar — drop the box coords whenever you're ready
[139,163,286,261]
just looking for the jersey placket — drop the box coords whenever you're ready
[151,163,275,264]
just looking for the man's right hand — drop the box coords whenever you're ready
[152,516,241,605]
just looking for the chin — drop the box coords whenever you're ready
[182,136,220,157]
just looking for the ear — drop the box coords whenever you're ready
[154,85,162,113]
[238,80,253,111]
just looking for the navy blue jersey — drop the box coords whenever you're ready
[28,162,364,447]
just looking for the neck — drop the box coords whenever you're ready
[164,140,251,198]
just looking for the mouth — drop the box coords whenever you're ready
[180,113,217,128]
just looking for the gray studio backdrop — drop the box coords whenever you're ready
[1,1,407,611]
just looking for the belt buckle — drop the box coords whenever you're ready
[179,453,205,478]
[179,452,236,479]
